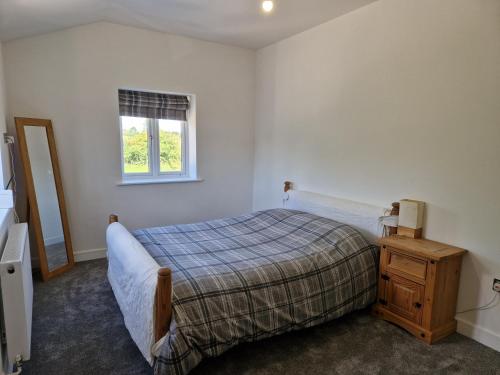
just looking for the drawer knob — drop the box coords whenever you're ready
[415,302,422,309]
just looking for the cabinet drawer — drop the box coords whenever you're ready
[386,249,427,283]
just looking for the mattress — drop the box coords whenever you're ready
[130,209,379,375]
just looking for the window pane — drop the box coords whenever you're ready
[121,116,150,174]
[159,120,183,173]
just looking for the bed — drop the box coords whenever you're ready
[106,182,388,375]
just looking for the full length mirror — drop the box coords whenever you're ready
[16,118,74,281]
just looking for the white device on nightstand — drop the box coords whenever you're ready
[397,199,425,238]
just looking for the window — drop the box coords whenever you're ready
[118,89,197,184]
[120,117,187,176]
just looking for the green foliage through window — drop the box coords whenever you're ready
[123,125,149,174]
[159,129,182,172]
[122,118,183,174]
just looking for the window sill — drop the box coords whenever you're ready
[117,177,203,186]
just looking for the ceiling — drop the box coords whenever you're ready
[0,0,377,49]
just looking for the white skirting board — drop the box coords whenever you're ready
[74,248,107,262]
[31,248,107,267]
[456,317,500,352]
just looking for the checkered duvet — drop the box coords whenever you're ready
[132,209,379,375]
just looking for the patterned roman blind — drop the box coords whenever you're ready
[118,89,190,121]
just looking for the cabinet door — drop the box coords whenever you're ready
[386,274,424,324]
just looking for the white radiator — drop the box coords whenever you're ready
[0,223,32,366]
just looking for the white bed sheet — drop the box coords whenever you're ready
[106,222,159,365]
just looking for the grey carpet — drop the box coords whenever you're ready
[23,259,500,375]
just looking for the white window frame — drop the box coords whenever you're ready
[120,118,189,180]
[118,91,198,185]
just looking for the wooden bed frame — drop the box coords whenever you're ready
[108,214,172,342]
[108,180,395,343]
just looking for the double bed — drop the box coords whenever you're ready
[106,183,388,375]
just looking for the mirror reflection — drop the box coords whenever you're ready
[24,126,68,271]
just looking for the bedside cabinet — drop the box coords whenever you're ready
[372,235,466,344]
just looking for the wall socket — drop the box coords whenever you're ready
[493,279,500,293]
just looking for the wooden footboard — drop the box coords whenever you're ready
[109,214,172,342]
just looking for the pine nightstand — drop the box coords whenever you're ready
[372,235,467,344]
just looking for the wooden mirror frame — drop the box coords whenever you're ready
[15,117,74,281]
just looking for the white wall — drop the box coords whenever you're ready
[0,40,6,375]
[253,0,500,350]
[3,22,256,256]
[0,44,5,136]
[0,43,10,189]
[0,42,15,375]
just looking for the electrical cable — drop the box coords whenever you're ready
[5,173,14,190]
[456,292,499,314]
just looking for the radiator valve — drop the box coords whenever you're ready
[7,354,23,375]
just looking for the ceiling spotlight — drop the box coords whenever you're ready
[262,0,274,13]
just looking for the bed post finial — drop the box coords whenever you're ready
[284,181,292,193]
[388,202,400,236]
[109,214,119,224]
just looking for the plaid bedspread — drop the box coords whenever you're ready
[133,209,379,375]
